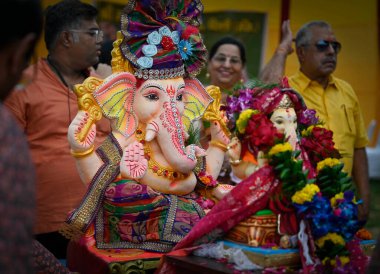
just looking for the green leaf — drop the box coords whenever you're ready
[274,164,285,171]
[280,168,290,180]
[293,150,301,158]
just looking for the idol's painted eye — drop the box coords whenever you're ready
[144,93,159,101]
[274,119,284,125]
[176,93,183,101]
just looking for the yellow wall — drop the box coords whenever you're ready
[202,0,379,135]
[39,0,379,134]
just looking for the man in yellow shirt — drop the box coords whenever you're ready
[260,20,370,221]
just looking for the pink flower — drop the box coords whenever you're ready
[333,208,342,216]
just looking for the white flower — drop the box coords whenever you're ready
[147,31,162,45]
[171,31,180,44]
[158,26,171,37]
[137,56,153,68]
[142,45,158,57]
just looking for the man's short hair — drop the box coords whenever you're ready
[295,21,331,48]
[0,0,43,56]
[44,0,98,51]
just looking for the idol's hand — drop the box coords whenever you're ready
[68,111,96,152]
[212,184,234,200]
[227,137,241,161]
[120,141,148,179]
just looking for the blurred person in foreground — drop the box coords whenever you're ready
[0,0,41,272]
[0,0,58,273]
[259,20,370,221]
[5,0,111,260]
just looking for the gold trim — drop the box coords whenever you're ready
[209,140,228,152]
[73,77,103,142]
[71,145,95,158]
[61,136,121,240]
[203,85,231,137]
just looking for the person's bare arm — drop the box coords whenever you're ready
[352,147,370,221]
[259,20,294,84]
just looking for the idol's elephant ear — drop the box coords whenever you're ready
[93,72,138,138]
[182,78,213,132]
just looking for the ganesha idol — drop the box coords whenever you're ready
[60,0,231,256]
[223,84,311,248]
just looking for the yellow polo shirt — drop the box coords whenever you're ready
[289,71,368,175]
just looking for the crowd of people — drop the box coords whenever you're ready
[0,0,377,272]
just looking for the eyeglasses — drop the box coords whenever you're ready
[69,29,104,42]
[314,40,341,53]
[212,55,242,66]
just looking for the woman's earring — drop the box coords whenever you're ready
[206,72,210,79]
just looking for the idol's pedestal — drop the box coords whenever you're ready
[221,240,376,268]
[224,209,375,268]
[67,239,161,274]
[225,209,278,247]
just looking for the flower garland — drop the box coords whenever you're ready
[224,80,367,273]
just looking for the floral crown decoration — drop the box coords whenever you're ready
[223,78,313,157]
[119,0,207,80]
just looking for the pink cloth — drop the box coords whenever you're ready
[156,165,281,273]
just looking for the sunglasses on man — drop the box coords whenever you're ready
[314,40,342,53]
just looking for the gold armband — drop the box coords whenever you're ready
[209,140,228,152]
[71,145,95,159]
[229,158,242,166]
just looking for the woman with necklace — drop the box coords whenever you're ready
[206,36,247,103]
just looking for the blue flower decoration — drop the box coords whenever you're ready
[137,56,153,69]
[158,26,171,37]
[171,31,180,44]
[147,31,162,45]
[142,45,158,57]
[178,40,193,60]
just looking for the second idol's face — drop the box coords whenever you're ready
[270,107,298,149]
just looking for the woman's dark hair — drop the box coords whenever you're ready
[44,0,98,51]
[208,36,246,65]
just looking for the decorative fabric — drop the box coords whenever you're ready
[62,133,205,252]
[95,179,205,252]
[173,165,280,250]
[120,0,207,79]
[61,134,122,239]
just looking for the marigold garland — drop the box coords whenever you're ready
[236,109,258,134]
[268,142,293,156]
[317,157,342,172]
[291,184,320,204]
